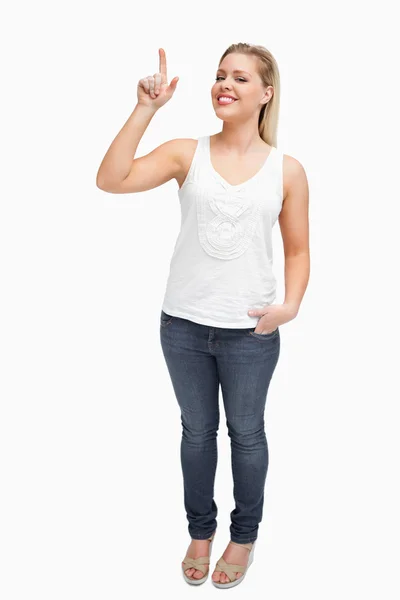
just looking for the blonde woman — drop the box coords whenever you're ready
[96,43,310,589]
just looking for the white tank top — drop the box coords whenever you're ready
[161,134,284,328]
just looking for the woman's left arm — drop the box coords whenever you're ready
[279,154,310,319]
[248,155,310,332]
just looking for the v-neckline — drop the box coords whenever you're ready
[207,135,275,189]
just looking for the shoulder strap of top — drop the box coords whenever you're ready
[188,135,209,170]
[274,146,284,203]
[197,135,208,153]
[178,135,208,191]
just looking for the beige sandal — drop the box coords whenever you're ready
[212,540,256,589]
[181,531,216,585]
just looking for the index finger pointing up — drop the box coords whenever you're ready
[159,48,167,84]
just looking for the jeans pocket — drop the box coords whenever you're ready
[160,310,174,328]
[249,327,279,339]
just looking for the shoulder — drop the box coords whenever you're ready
[169,137,201,150]
[165,137,200,165]
[282,153,308,202]
[160,137,198,157]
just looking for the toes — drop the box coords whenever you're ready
[193,569,204,579]
[183,565,206,580]
[212,570,245,584]
[212,571,232,584]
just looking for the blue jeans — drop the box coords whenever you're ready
[159,309,280,544]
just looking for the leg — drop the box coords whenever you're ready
[218,327,280,543]
[212,326,280,584]
[159,310,220,540]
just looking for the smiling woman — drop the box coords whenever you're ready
[96,42,310,589]
[216,94,238,104]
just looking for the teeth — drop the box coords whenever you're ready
[218,97,236,103]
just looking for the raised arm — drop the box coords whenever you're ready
[96,48,180,193]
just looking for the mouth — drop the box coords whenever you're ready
[216,94,238,105]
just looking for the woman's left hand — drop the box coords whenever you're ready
[248,303,298,334]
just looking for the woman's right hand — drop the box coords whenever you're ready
[137,48,179,110]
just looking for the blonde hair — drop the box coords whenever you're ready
[218,43,280,148]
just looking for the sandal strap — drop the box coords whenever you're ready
[214,557,247,582]
[182,532,215,576]
[229,541,253,551]
[182,555,210,575]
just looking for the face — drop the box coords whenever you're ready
[211,53,272,121]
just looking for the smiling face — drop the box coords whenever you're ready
[211,52,272,122]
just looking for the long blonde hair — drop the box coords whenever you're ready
[218,43,280,148]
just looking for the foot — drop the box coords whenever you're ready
[182,537,213,580]
[212,541,252,584]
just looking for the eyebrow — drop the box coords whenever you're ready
[216,68,252,76]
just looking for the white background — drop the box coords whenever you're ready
[1,1,399,598]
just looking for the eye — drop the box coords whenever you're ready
[215,76,247,82]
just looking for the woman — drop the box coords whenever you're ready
[96,43,310,588]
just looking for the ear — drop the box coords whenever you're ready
[261,86,273,105]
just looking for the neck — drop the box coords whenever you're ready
[217,121,265,153]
